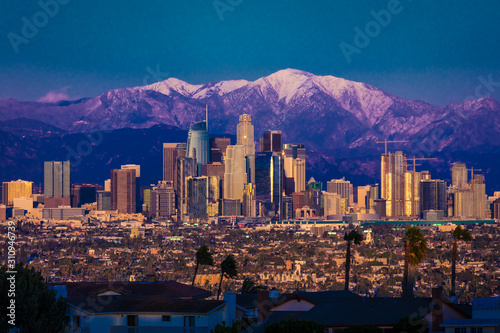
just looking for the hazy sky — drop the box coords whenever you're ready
[1,0,500,105]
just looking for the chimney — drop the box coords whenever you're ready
[257,290,270,323]
[431,287,444,332]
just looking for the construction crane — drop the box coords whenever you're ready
[467,168,482,183]
[376,139,409,154]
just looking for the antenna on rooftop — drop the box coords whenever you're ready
[206,104,208,131]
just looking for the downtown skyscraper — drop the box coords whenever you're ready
[381,151,406,218]
[44,161,71,198]
[237,114,256,183]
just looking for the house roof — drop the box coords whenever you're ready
[441,319,500,327]
[237,290,359,310]
[67,296,226,315]
[299,297,436,326]
[49,281,211,299]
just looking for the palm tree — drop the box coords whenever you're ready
[451,225,472,296]
[240,278,266,293]
[217,255,238,300]
[191,245,214,287]
[402,226,428,298]
[344,230,363,291]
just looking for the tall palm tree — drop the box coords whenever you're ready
[344,230,363,291]
[451,225,472,296]
[191,245,214,287]
[217,255,238,300]
[402,226,428,298]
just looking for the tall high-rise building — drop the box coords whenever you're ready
[260,130,282,153]
[44,161,71,198]
[121,164,141,212]
[381,151,407,217]
[452,163,468,188]
[242,183,256,217]
[453,189,474,218]
[110,168,136,214]
[185,176,219,219]
[187,119,209,168]
[420,179,447,217]
[163,143,186,186]
[283,144,306,193]
[237,114,255,156]
[97,191,111,211]
[493,198,500,220]
[224,145,247,202]
[2,180,33,206]
[176,156,197,217]
[322,191,342,217]
[237,114,256,184]
[327,178,353,208]
[210,138,230,163]
[255,152,283,218]
[151,181,176,219]
[357,186,370,209]
[472,175,487,219]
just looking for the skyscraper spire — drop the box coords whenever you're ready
[206,104,208,131]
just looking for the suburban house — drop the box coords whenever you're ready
[258,288,472,332]
[49,281,236,333]
[441,296,500,333]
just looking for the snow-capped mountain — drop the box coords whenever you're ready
[1,68,500,189]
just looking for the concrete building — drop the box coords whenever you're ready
[327,178,354,209]
[224,145,247,202]
[260,130,282,153]
[111,169,136,214]
[44,161,71,198]
[237,114,256,183]
[452,163,468,188]
[163,143,186,188]
[420,179,447,218]
[210,138,230,163]
[43,207,85,220]
[322,191,342,217]
[97,191,111,211]
[13,197,34,213]
[381,151,407,218]
[2,180,33,206]
[151,181,176,219]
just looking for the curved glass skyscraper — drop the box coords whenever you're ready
[187,120,209,166]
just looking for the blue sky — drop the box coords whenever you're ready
[1,0,499,105]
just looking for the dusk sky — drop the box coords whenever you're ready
[1,0,500,105]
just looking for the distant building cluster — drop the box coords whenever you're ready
[0,113,498,223]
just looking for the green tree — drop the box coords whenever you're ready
[451,225,472,296]
[402,226,428,298]
[0,263,67,332]
[240,278,266,293]
[217,255,238,300]
[265,319,323,333]
[192,245,214,287]
[344,230,363,291]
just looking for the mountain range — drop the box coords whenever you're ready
[1,69,499,193]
